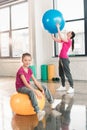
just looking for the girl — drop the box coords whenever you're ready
[15,53,61,121]
[51,24,75,93]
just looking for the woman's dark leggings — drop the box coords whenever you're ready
[59,58,73,88]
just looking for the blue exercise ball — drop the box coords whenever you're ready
[42,9,65,34]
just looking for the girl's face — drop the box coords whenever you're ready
[22,56,32,67]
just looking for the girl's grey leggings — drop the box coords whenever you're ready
[17,84,53,113]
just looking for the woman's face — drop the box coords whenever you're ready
[67,32,72,38]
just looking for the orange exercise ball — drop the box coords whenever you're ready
[10,90,45,115]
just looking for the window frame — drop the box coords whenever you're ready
[0,1,29,58]
[53,0,87,57]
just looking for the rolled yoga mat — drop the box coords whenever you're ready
[29,65,36,78]
[41,64,48,81]
[48,64,55,80]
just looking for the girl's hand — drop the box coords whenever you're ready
[34,89,43,99]
[38,87,45,95]
[36,82,45,95]
[41,89,45,95]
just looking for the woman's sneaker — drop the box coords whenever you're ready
[37,110,45,121]
[56,85,66,91]
[67,87,74,93]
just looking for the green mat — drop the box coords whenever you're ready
[41,64,48,81]
[29,65,36,79]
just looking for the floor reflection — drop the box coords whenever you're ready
[34,94,86,130]
[34,94,74,130]
[0,91,86,130]
[0,95,13,130]
[56,94,74,130]
[12,114,38,130]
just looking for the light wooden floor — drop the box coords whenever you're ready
[0,77,87,130]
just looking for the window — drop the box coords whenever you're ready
[53,0,87,56]
[0,1,29,58]
[12,29,29,57]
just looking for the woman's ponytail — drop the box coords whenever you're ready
[71,31,75,51]
[72,39,74,51]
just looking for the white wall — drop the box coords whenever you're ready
[0,59,20,76]
[70,57,87,80]
[0,0,87,81]
[33,0,54,78]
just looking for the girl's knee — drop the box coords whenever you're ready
[42,85,46,90]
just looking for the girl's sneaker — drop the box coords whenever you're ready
[37,110,45,121]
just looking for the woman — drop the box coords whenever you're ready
[51,24,75,93]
